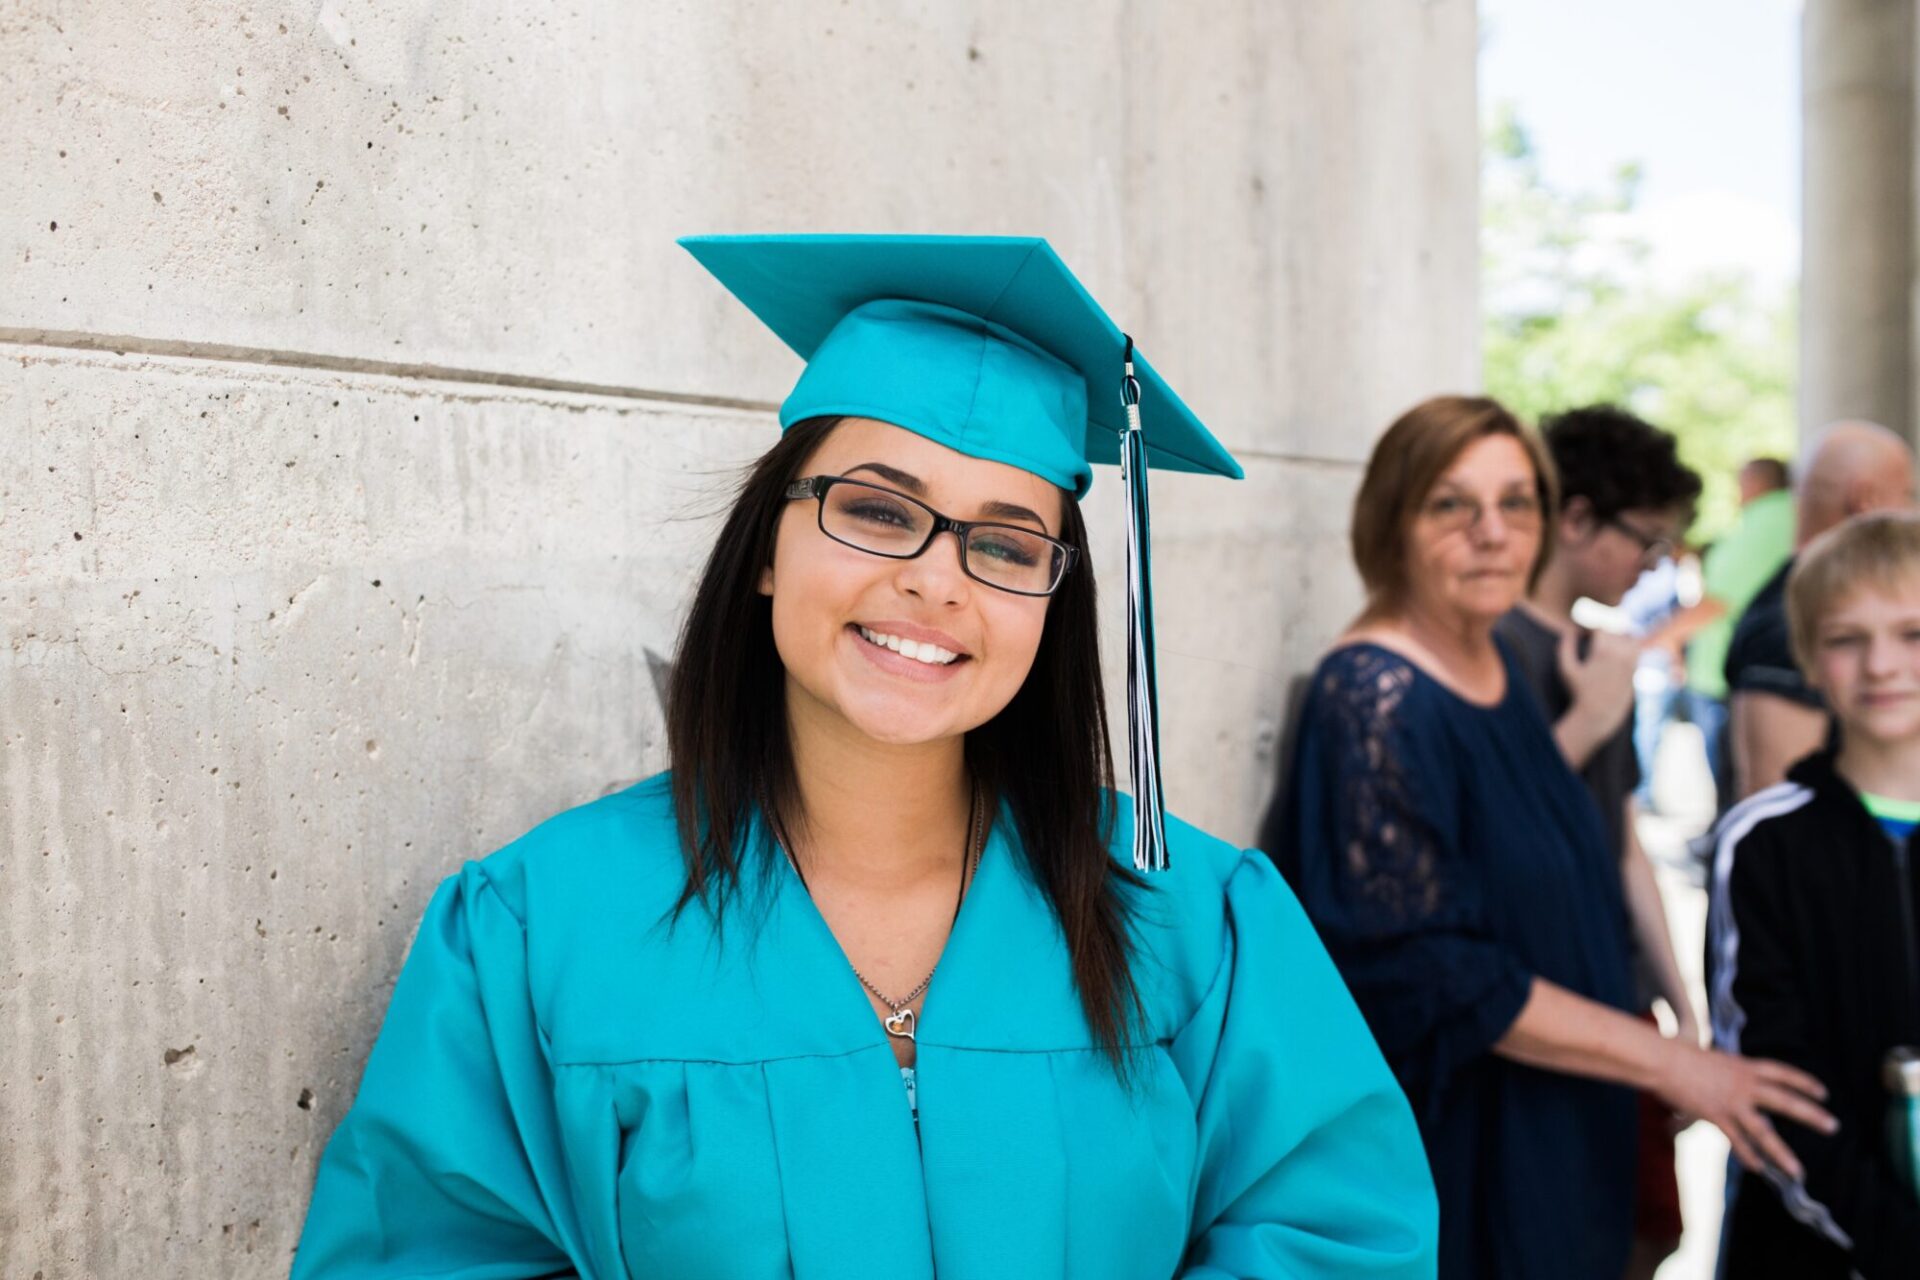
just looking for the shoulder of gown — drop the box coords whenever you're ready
[1120,792,1440,1278]
[1107,788,1332,1045]
[469,770,685,925]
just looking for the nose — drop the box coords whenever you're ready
[895,529,971,606]
[1864,632,1902,679]
[1470,506,1511,546]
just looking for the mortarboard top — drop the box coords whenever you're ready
[676,234,1242,497]
[679,233,1243,872]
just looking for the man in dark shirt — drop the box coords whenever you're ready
[1725,422,1914,800]
[1723,558,1820,709]
[1493,404,1703,1280]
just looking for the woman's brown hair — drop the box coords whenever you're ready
[665,417,1146,1075]
[1349,394,1558,616]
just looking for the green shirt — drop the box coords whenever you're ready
[1863,791,1920,844]
[1687,489,1795,698]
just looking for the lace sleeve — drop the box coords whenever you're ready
[1274,648,1533,1101]
[1324,653,1445,927]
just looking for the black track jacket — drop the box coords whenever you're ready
[1708,749,1920,1278]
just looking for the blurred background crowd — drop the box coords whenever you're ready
[1260,393,1916,1278]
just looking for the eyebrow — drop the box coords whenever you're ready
[843,461,1053,532]
[1431,477,1535,495]
[845,461,925,493]
[978,499,1051,531]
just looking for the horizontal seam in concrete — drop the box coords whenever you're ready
[0,327,782,414]
[2,328,1367,471]
[1225,447,1364,471]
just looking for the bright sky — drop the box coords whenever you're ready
[1479,0,1803,289]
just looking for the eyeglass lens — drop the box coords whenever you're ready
[1425,493,1543,533]
[1612,517,1672,561]
[818,480,1063,594]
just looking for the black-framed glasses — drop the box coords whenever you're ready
[1605,514,1675,566]
[784,475,1077,597]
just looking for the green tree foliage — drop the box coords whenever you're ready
[1482,105,1796,540]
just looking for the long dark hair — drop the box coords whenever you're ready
[665,417,1145,1070]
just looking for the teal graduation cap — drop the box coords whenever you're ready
[679,234,1243,871]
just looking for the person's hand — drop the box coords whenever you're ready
[1557,627,1639,743]
[1653,1040,1836,1181]
[1665,1005,1705,1129]
[1647,633,1687,681]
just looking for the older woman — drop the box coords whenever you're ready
[1271,396,1834,1280]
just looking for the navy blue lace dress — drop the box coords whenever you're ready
[1270,642,1635,1280]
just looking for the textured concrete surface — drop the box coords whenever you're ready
[1801,0,1915,442]
[1,2,1479,1274]
[1,1,1475,460]
[2,348,765,1276]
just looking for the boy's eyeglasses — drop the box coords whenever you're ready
[1605,514,1675,566]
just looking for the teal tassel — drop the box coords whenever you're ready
[1119,337,1168,872]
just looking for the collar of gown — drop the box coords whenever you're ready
[533,799,1118,1069]
[777,805,1100,1056]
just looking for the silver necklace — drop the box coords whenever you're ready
[784,786,985,1044]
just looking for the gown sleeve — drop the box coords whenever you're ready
[291,862,587,1280]
[1173,851,1437,1278]
[1273,652,1534,1104]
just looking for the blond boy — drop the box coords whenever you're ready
[1709,511,1920,1278]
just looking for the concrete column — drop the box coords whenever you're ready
[1801,0,1915,444]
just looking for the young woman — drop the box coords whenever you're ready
[289,235,1437,1279]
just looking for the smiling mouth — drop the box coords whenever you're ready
[852,625,969,667]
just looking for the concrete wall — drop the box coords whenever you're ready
[1801,0,1916,443]
[0,2,1479,1274]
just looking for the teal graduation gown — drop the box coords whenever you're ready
[291,775,1436,1279]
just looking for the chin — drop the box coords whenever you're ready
[1453,592,1520,624]
[1449,572,1521,602]
[834,685,971,747]
[1849,705,1920,744]
[850,717,959,748]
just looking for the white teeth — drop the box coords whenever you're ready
[858,627,960,666]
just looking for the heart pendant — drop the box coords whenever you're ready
[884,1008,917,1042]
